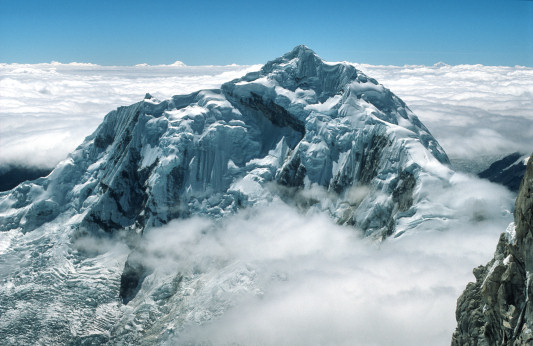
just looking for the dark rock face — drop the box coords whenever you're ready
[359,135,389,185]
[392,171,416,213]
[453,153,533,345]
[242,91,306,134]
[479,152,527,193]
[120,251,152,304]
[278,154,306,188]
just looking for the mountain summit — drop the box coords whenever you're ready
[1,45,449,240]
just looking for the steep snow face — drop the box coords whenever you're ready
[0,45,450,241]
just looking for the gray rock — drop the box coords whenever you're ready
[453,153,533,345]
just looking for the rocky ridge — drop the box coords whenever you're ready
[453,152,533,345]
[478,152,528,193]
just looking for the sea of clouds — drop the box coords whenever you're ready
[0,60,530,344]
[0,62,260,171]
[0,61,531,172]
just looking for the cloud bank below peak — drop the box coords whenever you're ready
[120,178,514,345]
[0,62,531,172]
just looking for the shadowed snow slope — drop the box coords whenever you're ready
[0,46,515,345]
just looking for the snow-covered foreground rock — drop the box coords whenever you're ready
[0,46,515,344]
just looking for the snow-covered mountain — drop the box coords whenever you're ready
[0,46,477,344]
[0,45,450,239]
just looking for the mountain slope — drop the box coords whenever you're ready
[0,46,465,344]
[478,152,528,193]
[453,152,533,345]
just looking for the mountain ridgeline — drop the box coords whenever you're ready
[0,45,450,240]
[478,152,527,193]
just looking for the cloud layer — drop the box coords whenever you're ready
[1,62,531,172]
[0,63,260,169]
[130,174,514,345]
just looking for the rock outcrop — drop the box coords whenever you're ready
[453,153,533,345]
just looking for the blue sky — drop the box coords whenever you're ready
[0,0,532,66]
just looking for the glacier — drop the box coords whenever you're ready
[0,45,509,344]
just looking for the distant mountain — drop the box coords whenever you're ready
[0,166,53,192]
[453,151,533,345]
[478,152,528,193]
[0,46,456,344]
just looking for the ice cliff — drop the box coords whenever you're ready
[453,152,533,345]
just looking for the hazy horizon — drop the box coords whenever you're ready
[1,0,532,67]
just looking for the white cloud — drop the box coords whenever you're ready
[127,174,514,345]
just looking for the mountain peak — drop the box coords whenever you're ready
[283,44,318,60]
[1,47,449,240]
[226,45,362,109]
[259,44,325,76]
[0,48,459,342]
